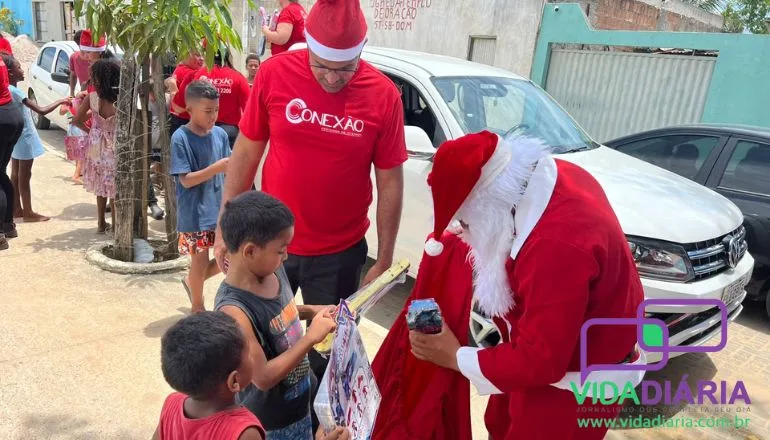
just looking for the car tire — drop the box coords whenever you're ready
[29,90,51,130]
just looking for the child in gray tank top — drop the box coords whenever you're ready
[215,191,348,440]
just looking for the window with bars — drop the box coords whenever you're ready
[32,2,46,41]
[467,36,497,66]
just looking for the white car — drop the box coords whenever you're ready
[27,41,123,131]
[308,44,756,361]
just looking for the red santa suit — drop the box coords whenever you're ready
[423,131,647,440]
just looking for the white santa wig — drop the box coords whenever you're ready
[456,135,551,317]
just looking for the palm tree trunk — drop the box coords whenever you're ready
[113,55,139,262]
[151,56,178,257]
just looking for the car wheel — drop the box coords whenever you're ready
[29,90,51,130]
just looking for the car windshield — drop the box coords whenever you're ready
[431,76,597,153]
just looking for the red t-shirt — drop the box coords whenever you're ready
[239,49,407,256]
[157,392,265,440]
[171,63,198,119]
[69,51,91,89]
[0,59,11,106]
[175,65,250,126]
[271,2,307,56]
[0,36,12,55]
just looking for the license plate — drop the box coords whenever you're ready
[721,275,749,305]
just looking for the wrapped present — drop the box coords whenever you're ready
[314,300,382,439]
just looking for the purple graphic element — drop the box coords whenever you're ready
[578,298,730,383]
[579,318,669,384]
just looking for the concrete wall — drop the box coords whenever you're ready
[360,0,547,78]
[3,0,35,37]
[551,0,723,32]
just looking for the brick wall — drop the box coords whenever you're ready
[551,0,723,32]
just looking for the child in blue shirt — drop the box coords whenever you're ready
[2,52,68,223]
[171,79,231,314]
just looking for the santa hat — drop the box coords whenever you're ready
[425,131,512,256]
[79,29,107,52]
[305,0,368,62]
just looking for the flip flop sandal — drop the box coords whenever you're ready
[181,278,193,302]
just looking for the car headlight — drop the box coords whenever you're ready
[627,237,693,282]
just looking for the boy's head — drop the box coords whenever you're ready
[185,79,219,131]
[161,311,253,400]
[245,53,260,79]
[0,52,21,84]
[221,191,295,277]
[90,59,121,103]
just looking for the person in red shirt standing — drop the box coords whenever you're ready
[261,0,307,56]
[0,45,25,249]
[172,50,250,149]
[0,35,12,55]
[167,49,204,135]
[215,0,406,410]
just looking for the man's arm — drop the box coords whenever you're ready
[178,158,229,189]
[368,165,403,276]
[69,71,77,97]
[221,305,333,391]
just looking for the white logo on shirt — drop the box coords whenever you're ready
[200,75,234,94]
[285,98,364,137]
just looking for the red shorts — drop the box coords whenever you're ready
[178,231,215,255]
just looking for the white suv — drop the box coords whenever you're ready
[293,45,755,361]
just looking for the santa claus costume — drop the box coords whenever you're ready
[422,131,646,439]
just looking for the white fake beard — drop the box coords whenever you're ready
[458,201,516,318]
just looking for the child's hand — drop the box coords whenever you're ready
[215,157,230,173]
[307,308,336,344]
[311,305,336,318]
[315,427,350,440]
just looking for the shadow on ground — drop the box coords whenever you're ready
[55,202,97,222]
[143,308,189,338]
[18,413,142,440]
[27,227,106,253]
[124,272,183,290]
[736,303,770,336]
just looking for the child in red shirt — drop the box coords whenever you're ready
[152,311,265,440]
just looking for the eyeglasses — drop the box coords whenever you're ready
[310,64,358,75]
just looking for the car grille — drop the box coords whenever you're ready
[683,226,748,281]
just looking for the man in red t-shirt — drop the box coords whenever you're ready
[172,50,250,148]
[168,49,204,134]
[261,0,307,56]
[215,0,406,389]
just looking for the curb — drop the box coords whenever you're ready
[85,241,190,275]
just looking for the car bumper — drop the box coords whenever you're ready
[468,253,755,355]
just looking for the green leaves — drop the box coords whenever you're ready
[74,0,245,63]
[721,0,770,34]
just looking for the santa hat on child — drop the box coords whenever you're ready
[79,29,107,52]
[305,0,368,62]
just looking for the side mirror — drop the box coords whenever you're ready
[405,125,435,160]
[51,72,69,84]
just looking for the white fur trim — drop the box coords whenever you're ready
[80,45,106,52]
[476,135,512,190]
[456,347,503,395]
[510,156,558,260]
[424,238,444,256]
[551,349,647,396]
[458,136,552,318]
[304,30,366,62]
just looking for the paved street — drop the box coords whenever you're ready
[0,128,768,439]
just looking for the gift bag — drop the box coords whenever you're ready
[314,300,382,439]
[65,125,88,161]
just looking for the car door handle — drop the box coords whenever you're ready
[32,75,37,80]
[47,85,53,90]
